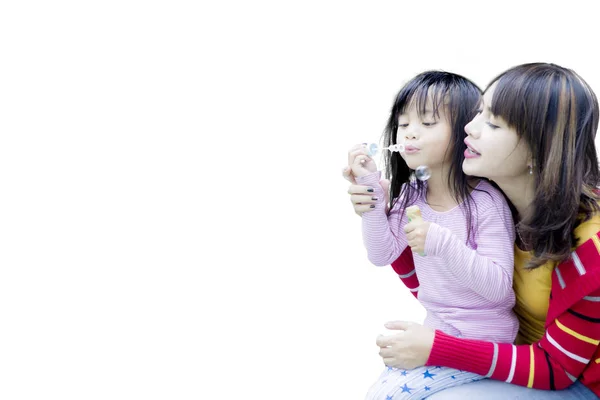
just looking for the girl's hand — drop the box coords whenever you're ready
[404,219,431,255]
[342,165,357,184]
[376,321,435,369]
[348,144,377,178]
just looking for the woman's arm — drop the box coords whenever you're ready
[390,249,419,299]
[428,232,600,392]
[426,286,600,390]
[378,233,600,391]
[379,289,600,391]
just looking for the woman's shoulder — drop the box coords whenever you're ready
[551,213,600,314]
[563,213,600,279]
[574,213,600,248]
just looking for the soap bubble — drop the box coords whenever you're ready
[415,165,431,181]
[367,143,379,157]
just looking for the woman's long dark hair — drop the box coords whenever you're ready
[488,63,600,268]
[383,71,482,242]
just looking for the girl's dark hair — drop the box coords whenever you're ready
[383,71,482,241]
[488,63,600,268]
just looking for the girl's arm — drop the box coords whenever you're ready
[355,171,409,267]
[423,194,515,303]
[345,164,420,297]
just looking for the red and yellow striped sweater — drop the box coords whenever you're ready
[391,226,600,395]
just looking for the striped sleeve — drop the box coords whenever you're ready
[390,248,419,298]
[423,197,515,304]
[426,288,600,390]
[356,172,409,267]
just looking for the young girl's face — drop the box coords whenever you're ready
[397,99,453,171]
[463,83,530,180]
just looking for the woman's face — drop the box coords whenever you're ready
[462,83,531,181]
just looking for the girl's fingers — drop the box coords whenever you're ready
[353,154,371,167]
[348,147,368,165]
[350,143,367,152]
[342,166,356,184]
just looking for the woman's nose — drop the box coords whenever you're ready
[465,117,481,139]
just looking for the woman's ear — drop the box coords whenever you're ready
[526,155,535,176]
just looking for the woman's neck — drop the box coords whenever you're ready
[493,173,535,221]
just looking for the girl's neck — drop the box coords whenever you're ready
[492,173,535,222]
[424,165,458,211]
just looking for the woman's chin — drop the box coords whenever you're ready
[462,160,482,177]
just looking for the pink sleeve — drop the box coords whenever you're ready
[391,249,420,298]
[423,192,515,304]
[355,171,408,266]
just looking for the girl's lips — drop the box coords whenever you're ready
[404,145,420,154]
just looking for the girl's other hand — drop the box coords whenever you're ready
[404,219,431,255]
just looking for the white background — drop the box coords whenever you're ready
[1,1,599,399]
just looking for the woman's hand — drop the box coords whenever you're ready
[376,321,435,370]
[343,174,391,216]
[342,157,390,216]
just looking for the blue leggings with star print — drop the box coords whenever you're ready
[365,365,483,400]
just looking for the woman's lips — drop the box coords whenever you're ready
[464,148,481,159]
[464,140,481,158]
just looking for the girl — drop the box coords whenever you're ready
[346,63,600,399]
[349,71,519,399]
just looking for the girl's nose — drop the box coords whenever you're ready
[404,127,418,140]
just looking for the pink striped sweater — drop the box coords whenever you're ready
[356,172,518,343]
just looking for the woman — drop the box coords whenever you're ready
[344,63,600,398]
